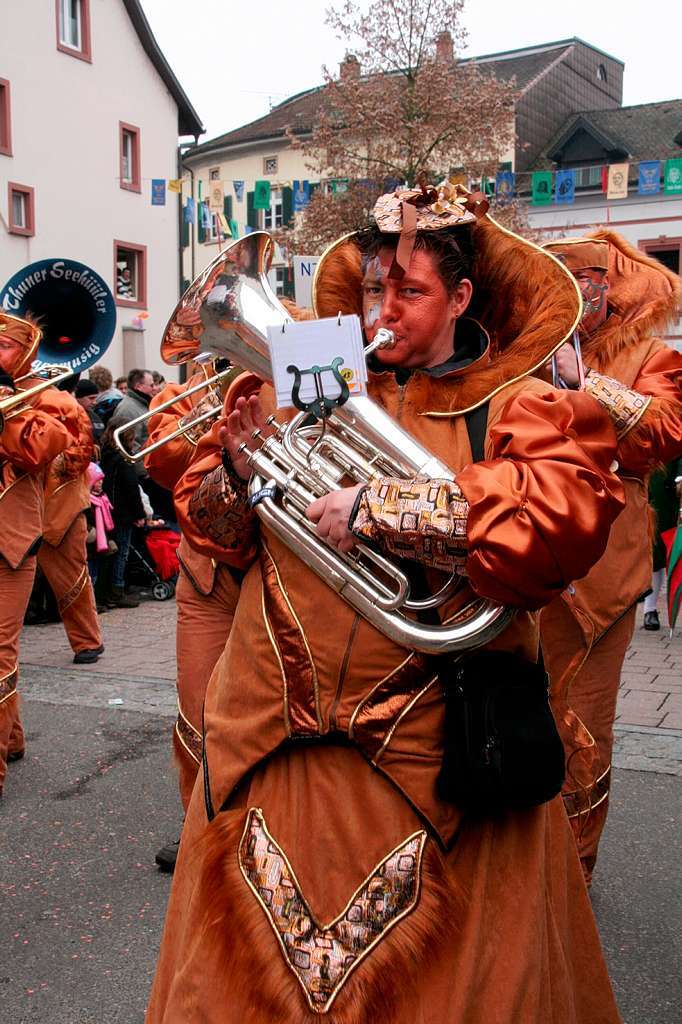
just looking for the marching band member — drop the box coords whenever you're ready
[144,364,245,871]
[0,313,81,796]
[539,232,682,886]
[147,186,626,1023]
[36,392,104,664]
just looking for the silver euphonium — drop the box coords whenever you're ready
[162,232,513,654]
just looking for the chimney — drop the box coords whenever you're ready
[436,30,453,64]
[340,53,360,81]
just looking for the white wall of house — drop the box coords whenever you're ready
[0,0,186,377]
[529,193,682,350]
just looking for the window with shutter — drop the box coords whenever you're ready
[247,191,257,230]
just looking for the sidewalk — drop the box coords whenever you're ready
[18,590,682,771]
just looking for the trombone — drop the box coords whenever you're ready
[113,361,238,463]
[0,365,74,431]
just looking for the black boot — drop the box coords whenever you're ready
[109,586,140,608]
[643,610,660,631]
[155,839,180,873]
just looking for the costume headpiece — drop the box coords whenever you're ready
[0,311,42,378]
[372,179,488,278]
[542,238,609,273]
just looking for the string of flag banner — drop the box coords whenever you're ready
[140,156,682,242]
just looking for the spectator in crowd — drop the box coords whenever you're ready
[644,457,682,630]
[89,364,124,425]
[151,371,166,396]
[74,379,105,441]
[99,422,145,608]
[108,368,155,452]
[115,376,128,395]
[84,463,116,610]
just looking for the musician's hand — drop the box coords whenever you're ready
[218,395,269,480]
[306,484,365,554]
[548,343,582,388]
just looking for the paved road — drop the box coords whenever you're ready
[0,597,679,1022]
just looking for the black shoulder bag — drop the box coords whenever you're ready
[433,403,565,814]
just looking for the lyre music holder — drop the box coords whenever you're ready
[286,357,350,421]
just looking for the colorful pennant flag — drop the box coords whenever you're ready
[531,171,553,205]
[664,158,682,194]
[638,161,661,195]
[167,179,183,194]
[607,163,629,200]
[253,180,271,210]
[217,211,231,236]
[200,201,211,229]
[662,523,682,632]
[293,180,311,212]
[233,180,245,202]
[183,197,195,223]
[209,181,224,211]
[555,169,575,204]
[151,179,166,206]
[495,170,515,203]
[228,219,239,239]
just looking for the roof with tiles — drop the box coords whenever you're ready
[542,99,682,165]
[185,38,613,158]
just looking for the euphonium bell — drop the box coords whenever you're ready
[160,233,513,654]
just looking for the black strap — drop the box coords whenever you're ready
[464,403,489,464]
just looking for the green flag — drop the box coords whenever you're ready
[664,158,682,194]
[531,171,553,205]
[253,180,271,210]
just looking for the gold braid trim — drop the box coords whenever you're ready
[0,668,18,705]
[352,476,469,573]
[584,370,652,439]
[563,764,611,820]
[239,807,427,1015]
[175,706,202,765]
[57,565,89,614]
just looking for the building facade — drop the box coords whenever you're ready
[178,37,625,296]
[0,0,203,377]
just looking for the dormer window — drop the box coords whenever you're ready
[597,64,607,82]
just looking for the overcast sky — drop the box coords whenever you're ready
[139,0,679,142]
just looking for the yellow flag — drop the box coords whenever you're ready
[217,211,231,236]
[167,179,183,193]
[607,163,629,200]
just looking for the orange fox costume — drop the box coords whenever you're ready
[36,398,101,656]
[0,313,81,795]
[539,231,682,885]
[148,192,625,1023]
[145,368,242,810]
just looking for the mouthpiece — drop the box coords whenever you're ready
[364,328,396,359]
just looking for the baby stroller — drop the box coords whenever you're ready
[127,525,180,601]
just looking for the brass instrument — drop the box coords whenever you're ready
[112,359,239,463]
[160,231,513,654]
[0,365,74,431]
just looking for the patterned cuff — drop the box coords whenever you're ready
[584,369,652,439]
[177,388,222,445]
[189,462,254,550]
[351,476,469,573]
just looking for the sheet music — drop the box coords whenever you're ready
[266,314,368,409]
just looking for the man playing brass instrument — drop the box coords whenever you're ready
[148,185,625,1022]
[539,233,682,887]
[0,313,81,797]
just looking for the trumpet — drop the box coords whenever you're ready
[158,231,513,655]
[0,365,74,431]
[113,359,241,463]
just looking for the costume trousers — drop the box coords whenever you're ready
[0,556,36,793]
[173,564,239,810]
[37,515,102,654]
[542,599,637,884]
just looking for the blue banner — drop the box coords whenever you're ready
[183,197,195,223]
[293,180,310,212]
[151,179,166,206]
[638,160,661,195]
[555,169,575,204]
[495,170,515,204]
[233,180,245,202]
[200,201,211,228]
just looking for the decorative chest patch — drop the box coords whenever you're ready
[239,807,426,1014]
